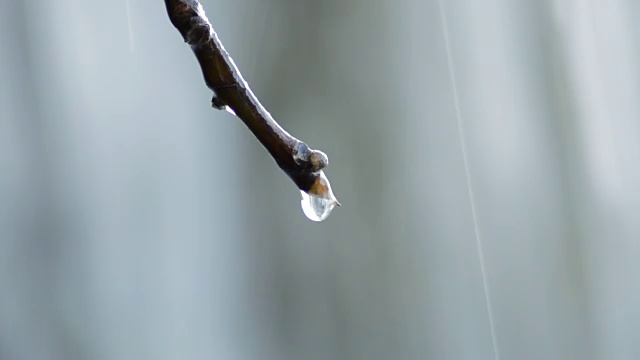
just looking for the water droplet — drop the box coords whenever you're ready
[299,171,339,222]
[300,191,338,222]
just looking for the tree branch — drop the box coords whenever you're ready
[164,0,339,212]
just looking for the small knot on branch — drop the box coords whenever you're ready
[185,20,211,46]
[293,143,328,172]
[309,150,329,171]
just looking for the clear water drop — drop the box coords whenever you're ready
[299,171,339,222]
[300,191,337,222]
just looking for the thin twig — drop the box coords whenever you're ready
[164,0,337,199]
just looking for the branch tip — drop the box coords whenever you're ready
[165,0,338,213]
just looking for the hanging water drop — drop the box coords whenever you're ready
[300,191,338,221]
[300,171,340,222]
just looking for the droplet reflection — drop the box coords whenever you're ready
[300,191,338,222]
[299,171,339,222]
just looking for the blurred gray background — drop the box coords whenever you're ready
[1,0,640,359]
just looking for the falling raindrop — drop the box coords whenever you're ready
[299,171,339,222]
[124,0,135,53]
